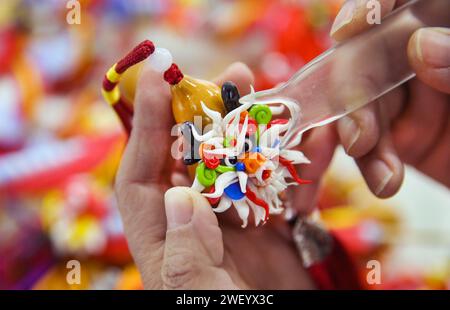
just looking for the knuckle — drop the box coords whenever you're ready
[161,251,198,289]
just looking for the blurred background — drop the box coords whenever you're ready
[0,0,448,290]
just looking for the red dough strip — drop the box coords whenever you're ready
[279,156,312,185]
[267,119,289,129]
[245,186,270,222]
[116,40,155,73]
[112,97,133,134]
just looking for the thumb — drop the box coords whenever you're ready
[161,187,236,289]
[408,27,450,94]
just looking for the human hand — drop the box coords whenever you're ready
[115,62,318,289]
[330,0,450,195]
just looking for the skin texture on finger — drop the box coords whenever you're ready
[356,104,404,198]
[117,67,174,185]
[408,28,450,94]
[289,126,338,215]
[356,139,404,197]
[415,116,450,187]
[392,80,449,165]
[222,222,316,289]
[337,102,380,158]
[337,85,406,158]
[162,187,237,290]
[171,172,191,187]
[171,159,191,186]
[330,0,396,41]
[381,86,406,121]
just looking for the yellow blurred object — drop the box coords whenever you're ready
[33,262,94,290]
[40,191,63,230]
[321,204,400,236]
[0,0,18,27]
[115,265,143,290]
[12,56,43,119]
[71,216,94,239]
[92,136,126,186]
[424,264,450,290]
[214,0,267,41]
[120,63,143,103]
[320,206,361,229]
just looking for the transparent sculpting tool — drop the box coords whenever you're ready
[240,0,450,145]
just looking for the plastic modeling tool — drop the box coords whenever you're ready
[240,0,450,146]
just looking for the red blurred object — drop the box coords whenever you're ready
[0,29,18,74]
[331,225,379,256]
[0,133,123,194]
[253,3,328,90]
[97,236,132,266]
[308,235,362,290]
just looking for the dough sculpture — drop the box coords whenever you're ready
[102,40,311,228]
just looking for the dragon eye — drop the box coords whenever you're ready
[243,139,252,153]
[224,156,238,166]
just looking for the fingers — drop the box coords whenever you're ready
[117,64,174,185]
[116,185,166,289]
[213,62,255,96]
[408,28,450,94]
[337,103,380,158]
[337,86,405,157]
[336,85,406,198]
[356,135,404,198]
[330,0,396,41]
[356,104,404,198]
[162,187,237,289]
[171,161,191,187]
[392,79,449,165]
[115,66,174,289]
[289,126,338,215]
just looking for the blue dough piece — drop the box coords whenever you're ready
[235,162,246,172]
[224,182,245,200]
[252,146,262,153]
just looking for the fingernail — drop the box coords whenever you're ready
[330,0,356,37]
[165,187,193,230]
[415,28,450,68]
[338,116,361,154]
[368,160,394,196]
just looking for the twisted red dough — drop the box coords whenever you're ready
[279,156,312,185]
[245,186,270,222]
[115,40,155,73]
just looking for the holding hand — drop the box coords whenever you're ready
[331,0,449,195]
[115,63,316,289]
